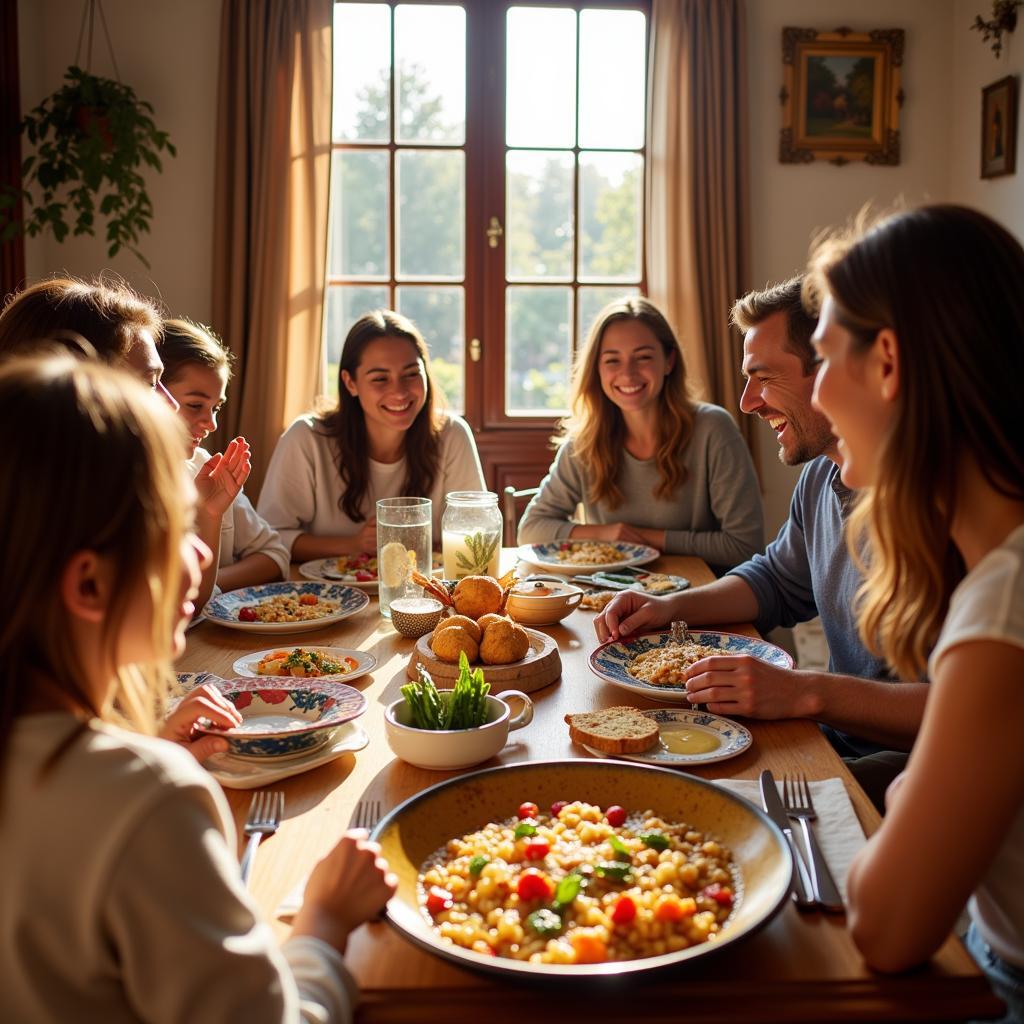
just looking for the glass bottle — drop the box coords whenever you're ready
[441,491,502,579]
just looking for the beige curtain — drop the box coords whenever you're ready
[646,0,756,458]
[212,0,333,495]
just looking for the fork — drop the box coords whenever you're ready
[783,775,844,912]
[239,791,284,886]
[350,798,382,832]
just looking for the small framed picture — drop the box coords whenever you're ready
[780,27,904,166]
[981,76,1018,179]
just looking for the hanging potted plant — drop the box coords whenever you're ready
[0,64,176,267]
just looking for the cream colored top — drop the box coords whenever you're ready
[187,447,291,581]
[930,523,1024,968]
[257,414,486,555]
[0,714,357,1022]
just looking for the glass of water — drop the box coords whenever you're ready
[376,497,432,619]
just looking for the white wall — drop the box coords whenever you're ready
[949,0,1024,238]
[745,0,957,534]
[17,0,221,323]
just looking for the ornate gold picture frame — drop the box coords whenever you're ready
[780,27,904,166]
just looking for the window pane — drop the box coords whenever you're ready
[578,285,641,349]
[506,286,571,415]
[578,10,646,149]
[396,150,464,279]
[323,285,390,399]
[395,5,466,144]
[578,152,643,282]
[506,7,576,147]
[329,150,389,278]
[506,151,574,281]
[333,3,391,142]
[397,285,465,414]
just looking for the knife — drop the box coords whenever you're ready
[760,769,816,909]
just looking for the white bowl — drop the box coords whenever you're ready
[384,691,533,770]
[505,581,583,625]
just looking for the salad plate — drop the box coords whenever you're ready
[517,540,659,575]
[205,581,368,634]
[232,646,376,682]
[589,630,793,704]
[580,708,752,767]
[300,553,444,590]
[203,721,368,789]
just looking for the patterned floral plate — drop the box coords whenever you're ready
[203,721,369,789]
[580,708,753,767]
[517,541,660,574]
[190,675,368,758]
[205,581,369,634]
[589,630,794,704]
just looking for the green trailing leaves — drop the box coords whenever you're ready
[2,65,176,266]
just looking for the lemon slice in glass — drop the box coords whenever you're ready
[380,542,411,588]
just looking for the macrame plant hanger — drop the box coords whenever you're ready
[75,0,121,81]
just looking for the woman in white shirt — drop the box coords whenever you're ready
[161,319,290,591]
[808,204,1024,1021]
[258,309,485,560]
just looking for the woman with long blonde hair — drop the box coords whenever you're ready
[0,355,394,1021]
[808,205,1024,1018]
[518,297,763,573]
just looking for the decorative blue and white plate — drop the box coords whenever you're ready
[580,708,753,767]
[192,675,368,758]
[589,630,794,704]
[205,581,369,634]
[517,541,660,574]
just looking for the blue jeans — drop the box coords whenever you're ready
[968,922,1024,1024]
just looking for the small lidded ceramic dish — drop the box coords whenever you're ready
[390,597,445,638]
[505,580,583,626]
[384,690,534,770]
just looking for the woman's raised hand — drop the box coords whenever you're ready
[195,437,251,521]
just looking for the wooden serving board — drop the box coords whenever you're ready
[406,626,562,694]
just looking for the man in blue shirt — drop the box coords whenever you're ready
[595,277,926,808]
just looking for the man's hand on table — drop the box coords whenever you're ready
[682,656,819,719]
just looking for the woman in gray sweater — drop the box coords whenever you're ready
[518,298,764,574]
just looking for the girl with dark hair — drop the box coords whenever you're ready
[518,297,763,573]
[808,204,1024,1018]
[161,318,289,592]
[258,310,485,560]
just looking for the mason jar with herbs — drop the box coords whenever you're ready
[442,491,502,580]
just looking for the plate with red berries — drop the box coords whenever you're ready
[300,554,380,591]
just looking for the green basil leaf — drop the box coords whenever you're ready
[609,835,632,861]
[514,822,537,839]
[641,832,670,851]
[594,861,633,881]
[526,908,563,937]
[554,873,582,906]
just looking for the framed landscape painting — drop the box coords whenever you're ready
[780,27,904,165]
[981,76,1017,179]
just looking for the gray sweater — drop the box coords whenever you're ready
[518,403,764,573]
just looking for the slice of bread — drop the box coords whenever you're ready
[564,706,659,754]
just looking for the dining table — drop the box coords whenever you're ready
[176,551,1003,1023]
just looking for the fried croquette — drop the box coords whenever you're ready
[478,619,531,665]
[433,613,482,643]
[476,612,510,631]
[452,575,503,619]
[430,625,480,664]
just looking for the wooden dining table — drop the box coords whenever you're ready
[177,552,1002,1023]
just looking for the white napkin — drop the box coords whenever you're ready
[714,777,866,901]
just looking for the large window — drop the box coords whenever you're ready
[325,0,648,437]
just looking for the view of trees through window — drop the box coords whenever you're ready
[325,2,647,426]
